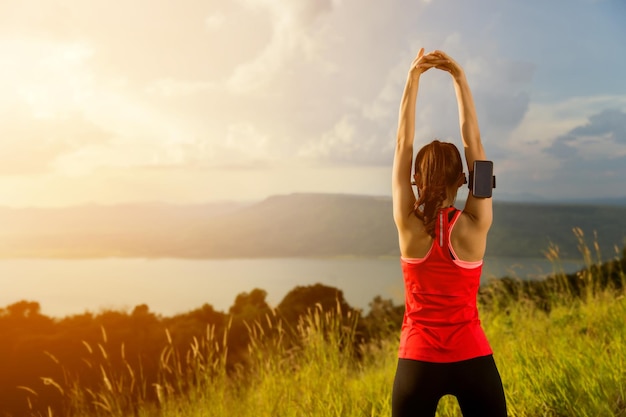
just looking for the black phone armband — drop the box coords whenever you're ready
[468,160,496,198]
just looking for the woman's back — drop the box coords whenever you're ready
[398,206,491,363]
[398,207,489,263]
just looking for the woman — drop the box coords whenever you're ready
[391,49,508,417]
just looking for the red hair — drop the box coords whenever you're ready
[413,140,464,238]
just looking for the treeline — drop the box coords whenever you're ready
[0,284,403,417]
[480,245,626,312]
[1,246,625,416]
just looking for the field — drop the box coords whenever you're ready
[141,291,626,416]
[18,240,625,417]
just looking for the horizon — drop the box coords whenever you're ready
[0,1,625,207]
[1,190,626,210]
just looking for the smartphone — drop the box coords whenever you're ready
[471,160,495,198]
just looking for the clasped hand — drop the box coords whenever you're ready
[409,48,463,80]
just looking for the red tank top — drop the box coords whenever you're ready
[398,206,493,363]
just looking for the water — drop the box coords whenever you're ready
[0,256,584,318]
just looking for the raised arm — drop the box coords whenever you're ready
[433,51,492,231]
[392,49,446,229]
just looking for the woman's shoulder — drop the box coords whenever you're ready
[452,208,487,234]
[450,209,489,262]
[397,215,434,259]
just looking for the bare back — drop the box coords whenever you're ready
[396,208,489,263]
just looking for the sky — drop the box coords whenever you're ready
[1,0,625,207]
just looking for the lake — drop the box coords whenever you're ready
[0,256,585,318]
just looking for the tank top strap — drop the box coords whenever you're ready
[435,206,458,248]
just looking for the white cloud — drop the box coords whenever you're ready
[492,102,626,198]
[294,30,537,168]
[298,116,357,161]
[0,109,112,175]
[360,58,408,123]
[217,122,272,166]
[0,39,95,116]
[0,0,624,204]
[573,135,626,159]
[509,95,626,148]
[226,0,334,93]
[0,36,208,176]
[545,107,626,159]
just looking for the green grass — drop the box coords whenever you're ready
[486,292,626,416]
[31,240,626,417]
[154,306,398,417]
[46,290,625,417]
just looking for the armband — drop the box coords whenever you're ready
[468,160,496,198]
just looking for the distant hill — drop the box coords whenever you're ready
[557,196,626,206]
[0,194,624,259]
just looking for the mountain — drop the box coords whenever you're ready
[0,194,624,259]
[557,196,626,206]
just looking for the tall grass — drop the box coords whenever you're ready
[485,292,626,416]
[26,234,626,417]
[155,304,397,417]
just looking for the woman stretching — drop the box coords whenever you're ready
[391,48,508,417]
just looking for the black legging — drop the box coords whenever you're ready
[392,355,507,417]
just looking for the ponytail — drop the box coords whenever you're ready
[413,140,463,238]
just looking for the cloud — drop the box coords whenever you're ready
[298,116,360,163]
[293,38,536,167]
[521,107,626,197]
[570,108,626,142]
[0,109,113,175]
[226,0,335,93]
[0,38,95,115]
[457,55,535,144]
[1,0,625,205]
[0,1,280,86]
[482,96,626,199]
[544,136,578,159]
[546,108,626,159]
[204,122,274,169]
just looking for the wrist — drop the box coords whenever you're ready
[406,74,420,89]
[452,69,467,83]
[407,71,421,81]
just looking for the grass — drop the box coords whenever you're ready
[155,306,396,417]
[25,236,626,417]
[486,292,626,416]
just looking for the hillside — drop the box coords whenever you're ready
[0,193,624,259]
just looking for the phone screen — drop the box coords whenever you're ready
[472,160,493,198]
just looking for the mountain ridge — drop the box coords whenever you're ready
[0,193,624,259]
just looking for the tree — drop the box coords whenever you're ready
[227,289,273,361]
[276,283,353,326]
[361,295,404,341]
